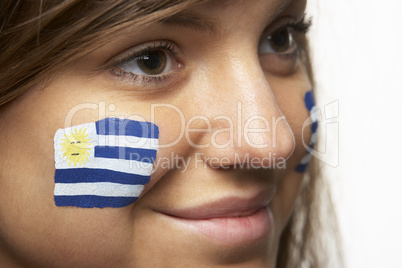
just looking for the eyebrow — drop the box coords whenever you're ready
[161,12,221,34]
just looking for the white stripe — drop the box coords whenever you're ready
[310,106,319,123]
[97,135,158,150]
[54,182,144,197]
[55,157,154,176]
[300,153,313,165]
[310,132,318,144]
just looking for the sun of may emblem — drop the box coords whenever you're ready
[60,128,92,167]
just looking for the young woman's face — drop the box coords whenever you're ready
[0,0,312,267]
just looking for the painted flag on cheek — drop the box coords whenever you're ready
[295,90,318,173]
[53,118,159,208]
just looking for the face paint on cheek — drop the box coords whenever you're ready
[295,90,318,173]
[53,118,159,208]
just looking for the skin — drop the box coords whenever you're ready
[0,0,312,267]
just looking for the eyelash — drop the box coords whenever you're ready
[109,16,312,86]
[110,40,181,86]
[283,15,312,35]
[121,41,179,64]
[264,15,312,53]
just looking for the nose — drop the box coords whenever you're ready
[189,50,295,169]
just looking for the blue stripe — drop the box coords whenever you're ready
[308,142,316,150]
[54,168,150,185]
[55,195,138,208]
[94,146,157,162]
[304,90,315,111]
[295,163,308,173]
[311,121,318,133]
[96,118,159,139]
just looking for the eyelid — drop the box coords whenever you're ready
[104,40,184,87]
[261,14,312,40]
[106,40,182,69]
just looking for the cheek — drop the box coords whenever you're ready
[271,169,304,221]
[0,117,135,266]
[268,67,313,167]
[135,105,188,194]
[0,84,162,265]
[265,68,314,228]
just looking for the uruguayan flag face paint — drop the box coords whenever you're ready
[295,90,318,173]
[53,118,159,208]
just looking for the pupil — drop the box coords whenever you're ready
[143,52,161,70]
[138,50,167,75]
[273,33,286,46]
[269,29,290,52]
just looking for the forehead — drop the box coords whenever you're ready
[175,0,297,16]
[191,0,296,13]
[161,0,302,33]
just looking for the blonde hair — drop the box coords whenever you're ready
[0,1,341,267]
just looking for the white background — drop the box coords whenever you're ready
[306,0,402,267]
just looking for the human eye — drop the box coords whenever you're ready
[258,16,311,74]
[108,40,183,86]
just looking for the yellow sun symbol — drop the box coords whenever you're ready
[60,128,92,167]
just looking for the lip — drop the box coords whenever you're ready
[158,191,275,246]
